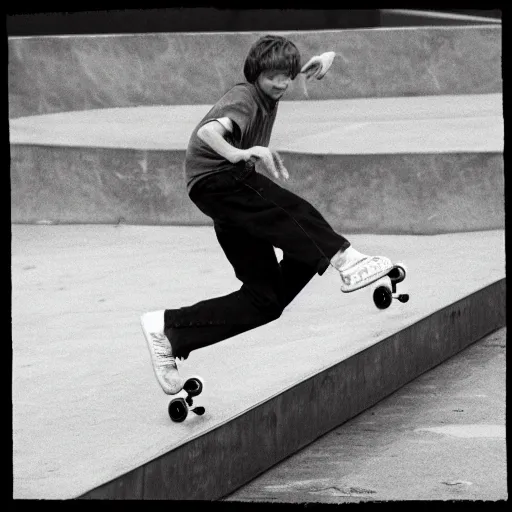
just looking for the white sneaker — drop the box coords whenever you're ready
[140,310,183,395]
[339,256,393,293]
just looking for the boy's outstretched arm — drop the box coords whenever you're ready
[300,51,336,80]
[197,120,289,181]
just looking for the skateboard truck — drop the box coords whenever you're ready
[373,265,409,310]
[168,377,205,423]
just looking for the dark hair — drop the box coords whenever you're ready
[243,35,302,83]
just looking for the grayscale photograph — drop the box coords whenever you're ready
[10,7,505,502]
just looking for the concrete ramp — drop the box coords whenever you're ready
[9,94,504,234]
[11,226,505,499]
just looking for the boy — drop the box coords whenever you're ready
[141,35,393,394]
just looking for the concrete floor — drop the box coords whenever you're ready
[11,225,505,499]
[226,327,507,502]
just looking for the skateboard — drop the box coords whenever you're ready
[371,264,409,309]
[168,376,205,423]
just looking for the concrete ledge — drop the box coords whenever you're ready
[9,95,504,234]
[8,26,501,117]
[80,279,505,500]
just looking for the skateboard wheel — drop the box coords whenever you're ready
[191,406,205,416]
[168,397,188,423]
[398,294,410,303]
[373,286,392,309]
[183,377,203,397]
[388,265,406,284]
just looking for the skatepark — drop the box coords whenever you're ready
[10,21,504,500]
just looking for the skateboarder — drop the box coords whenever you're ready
[141,35,393,394]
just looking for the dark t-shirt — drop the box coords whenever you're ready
[184,82,278,193]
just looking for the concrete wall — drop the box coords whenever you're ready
[10,144,504,234]
[8,26,502,118]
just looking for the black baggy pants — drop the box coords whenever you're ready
[164,164,350,359]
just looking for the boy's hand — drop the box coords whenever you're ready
[301,51,336,80]
[242,147,289,181]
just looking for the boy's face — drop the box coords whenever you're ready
[256,70,292,101]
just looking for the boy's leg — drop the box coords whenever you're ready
[235,171,392,291]
[195,169,349,274]
[278,254,319,309]
[148,167,391,372]
[164,231,326,361]
[164,221,286,360]
[228,170,348,270]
